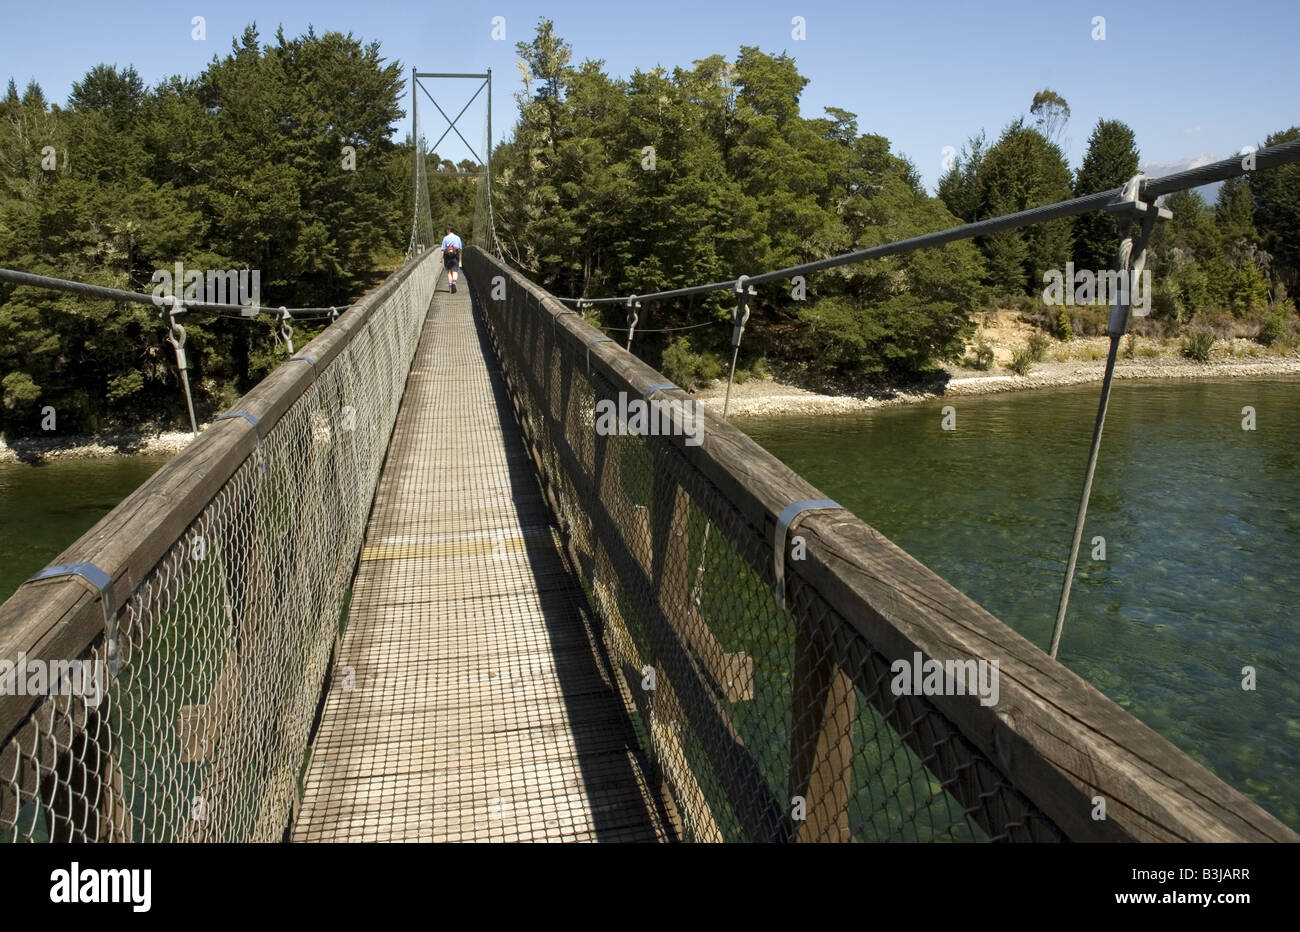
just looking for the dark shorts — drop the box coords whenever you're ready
[444,253,459,270]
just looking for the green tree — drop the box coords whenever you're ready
[936,131,986,223]
[1231,259,1270,317]
[1030,89,1070,145]
[974,119,1073,293]
[1072,119,1139,271]
[1251,126,1300,294]
[0,24,414,437]
[492,22,986,387]
[1215,175,1257,247]
[69,64,145,130]
[1149,189,1218,324]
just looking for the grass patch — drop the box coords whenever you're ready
[1181,329,1215,362]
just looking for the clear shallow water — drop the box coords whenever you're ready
[736,377,1300,829]
[0,455,172,602]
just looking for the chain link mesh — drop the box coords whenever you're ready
[467,248,1062,843]
[471,117,501,260]
[408,131,437,260]
[0,253,440,843]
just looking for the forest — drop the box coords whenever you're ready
[1,19,1297,436]
[497,22,1300,391]
[0,25,475,437]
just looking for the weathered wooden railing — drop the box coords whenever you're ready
[0,250,441,842]
[466,246,1298,842]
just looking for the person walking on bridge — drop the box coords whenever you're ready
[441,227,463,293]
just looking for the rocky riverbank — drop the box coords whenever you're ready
[0,425,200,465]
[695,351,1300,418]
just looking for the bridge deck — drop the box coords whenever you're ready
[293,276,671,842]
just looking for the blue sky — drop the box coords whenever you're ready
[2,0,1296,193]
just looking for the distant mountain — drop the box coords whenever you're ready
[1140,152,1227,202]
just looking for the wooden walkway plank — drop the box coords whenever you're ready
[292,275,671,843]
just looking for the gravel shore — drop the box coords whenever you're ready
[0,425,201,465]
[695,353,1300,418]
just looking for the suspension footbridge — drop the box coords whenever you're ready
[1,74,1298,842]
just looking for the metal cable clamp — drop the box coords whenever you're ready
[625,297,641,351]
[586,336,613,376]
[215,411,267,472]
[732,276,755,349]
[773,499,842,610]
[161,297,200,434]
[1103,174,1172,335]
[279,306,294,354]
[29,562,121,676]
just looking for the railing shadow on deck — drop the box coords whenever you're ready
[465,273,678,842]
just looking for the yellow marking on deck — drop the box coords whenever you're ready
[358,529,560,563]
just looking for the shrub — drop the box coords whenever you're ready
[966,340,995,370]
[1181,329,1215,362]
[1068,305,1111,337]
[1232,261,1270,318]
[1012,293,1038,313]
[741,356,771,382]
[1054,309,1073,341]
[1151,283,1181,323]
[1009,347,1034,375]
[1155,264,1207,327]
[1196,310,1238,339]
[1124,332,1136,359]
[1,370,42,409]
[660,336,724,390]
[1027,330,1050,362]
[1257,312,1287,346]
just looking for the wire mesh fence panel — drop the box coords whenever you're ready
[0,252,439,843]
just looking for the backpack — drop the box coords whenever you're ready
[444,242,459,259]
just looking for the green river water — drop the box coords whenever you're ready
[0,454,172,601]
[735,376,1300,829]
[0,376,1296,829]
